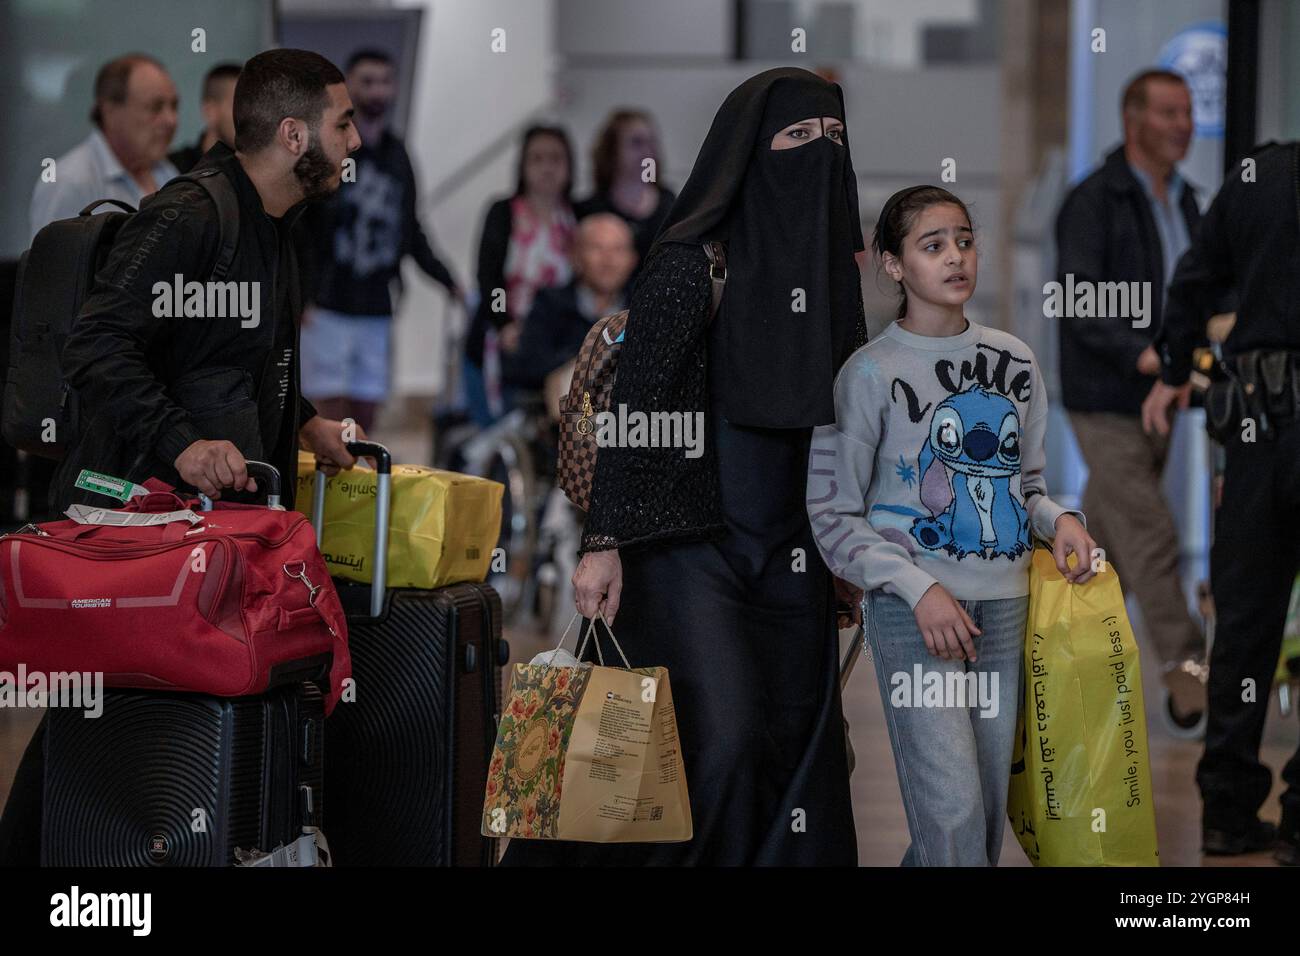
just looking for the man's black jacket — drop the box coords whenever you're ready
[1157,141,1300,384]
[1054,145,1202,415]
[51,143,318,513]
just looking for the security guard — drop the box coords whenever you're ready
[1143,140,1300,865]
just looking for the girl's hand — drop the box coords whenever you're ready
[912,583,982,662]
[574,549,623,624]
[1053,514,1096,584]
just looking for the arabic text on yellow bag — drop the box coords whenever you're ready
[1008,549,1160,866]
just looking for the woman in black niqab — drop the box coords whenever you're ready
[656,66,865,427]
[503,68,862,867]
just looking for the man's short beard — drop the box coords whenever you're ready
[294,133,337,200]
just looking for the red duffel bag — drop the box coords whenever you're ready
[0,467,351,714]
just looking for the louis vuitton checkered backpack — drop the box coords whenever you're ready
[557,241,727,512]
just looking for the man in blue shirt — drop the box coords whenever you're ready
[29,53,180,238]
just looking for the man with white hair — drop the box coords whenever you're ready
[30,53,180,237]
[502,212,637,391]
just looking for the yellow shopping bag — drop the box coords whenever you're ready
[294,451,503,589]
[1008,549,1160,866]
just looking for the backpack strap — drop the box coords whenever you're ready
[171,167,240,282]
[703,240,727,320]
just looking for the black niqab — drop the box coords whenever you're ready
[651,67,865,428]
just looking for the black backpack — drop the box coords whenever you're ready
[2,167,239,460]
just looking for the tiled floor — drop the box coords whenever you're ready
[502,618,1296,867]
[3,608,1293,868]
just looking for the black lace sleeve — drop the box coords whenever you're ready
[579,243,714,554]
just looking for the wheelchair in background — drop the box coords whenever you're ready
[433,387,583,640]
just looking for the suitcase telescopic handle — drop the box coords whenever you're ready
[245,461,281,507]
[196,460,281,511]
[311,441,391,619]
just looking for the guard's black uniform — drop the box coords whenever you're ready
[1155,141,1300,850]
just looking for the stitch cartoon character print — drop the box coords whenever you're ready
[878,342,1035,562]
[911,387,1029,558]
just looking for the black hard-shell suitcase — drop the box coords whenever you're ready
[314,442,507,866]
[42,681,324,866]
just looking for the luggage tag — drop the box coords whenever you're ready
[64,504,203,527]
[234,829,331,867]
[73,469,150,504]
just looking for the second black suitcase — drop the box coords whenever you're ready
[314,442,507,866]
[42,681,324,866]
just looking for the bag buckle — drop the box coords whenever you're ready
[705,240,727,281]
[283,561,322,607]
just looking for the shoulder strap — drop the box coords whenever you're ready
[171,167,240,281]
[703,241,726,320]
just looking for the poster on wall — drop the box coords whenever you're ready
[1159,20,1227,139]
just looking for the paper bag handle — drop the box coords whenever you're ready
[547,610,632,670]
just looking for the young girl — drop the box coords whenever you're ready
[807,185,1096,866]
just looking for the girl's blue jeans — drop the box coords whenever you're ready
[863,588,1028,866]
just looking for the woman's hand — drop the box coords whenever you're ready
[1053,514,1097,585]
[574,549,623,624]
[912,583,981,662]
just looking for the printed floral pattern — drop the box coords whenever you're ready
[482,662,592,839]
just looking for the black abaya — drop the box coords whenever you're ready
[503,319,858,866]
